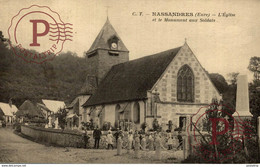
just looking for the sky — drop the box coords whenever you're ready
[1,0,260,81]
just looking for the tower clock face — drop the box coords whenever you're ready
[111,42,117,49]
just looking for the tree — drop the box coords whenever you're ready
[227,72,239,86]
[0,31,6,42]
[248,57,260,81]
[209,73,229,94]
[186,98,247,163]
[141,122,148,131]
[249,79,260,117]
[56,108,67,130]
[152,118,161,131]
[0,36,87,107]
[81,122,90,132]
[220,72,240,111]
[202,100,232,162]
[247,58,260,117]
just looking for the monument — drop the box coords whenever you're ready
[54,118,59,129]
[48,116,52,128]
[234,74,252,156]
[235,75,252,117]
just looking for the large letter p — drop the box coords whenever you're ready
[209,118,229,145]
[30,20,49,46]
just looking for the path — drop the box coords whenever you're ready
[0,127,182,163]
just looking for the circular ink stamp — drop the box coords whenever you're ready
[8,5,73,63]
[187,103,253,162]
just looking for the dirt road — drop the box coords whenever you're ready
[0,127,181,163]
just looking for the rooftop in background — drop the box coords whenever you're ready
[0,102,18,116]
[67,97,79,109]
[16,100,44,118]
[42,99,66,113]
[37,103,52,112]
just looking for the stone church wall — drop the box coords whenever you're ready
[97,50,129,83]
[103,104,116,125]
[85,53,99,79]
[85,100,145,130]
[152,43,221,130]
[79,95,90,125]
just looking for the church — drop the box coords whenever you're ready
[74,18,221,131]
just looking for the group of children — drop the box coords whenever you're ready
[105,130,183,151]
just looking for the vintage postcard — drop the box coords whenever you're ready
[0,0,260,164]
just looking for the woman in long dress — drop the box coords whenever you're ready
[154,133,167,160]
[141,134,146,150]
[134,135,141,158]
[117,136,123,155]
[107,131,114,150]
[127,131,133,153]
[148,133,154,151]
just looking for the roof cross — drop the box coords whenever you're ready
[105,5,111,20]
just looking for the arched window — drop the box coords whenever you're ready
[133,102,140,124]
[177,65,194,102]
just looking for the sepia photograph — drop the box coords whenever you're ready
[0,0,260,164]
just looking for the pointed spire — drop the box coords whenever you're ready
[86,18,128,54]
[105,16,110,25]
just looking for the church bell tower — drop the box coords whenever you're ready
[81,18,129,95]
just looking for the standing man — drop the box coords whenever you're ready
[177,131,183,150]
[93,126,102,149]
[114,128,120,146]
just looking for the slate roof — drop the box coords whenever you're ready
[78,76,98,95]
[67,97,79,109]
[86,18,128,54]
[83,46,182,107]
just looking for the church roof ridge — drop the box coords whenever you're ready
[83,46,182,107]
[114,46,182,67]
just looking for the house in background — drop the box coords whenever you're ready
[16,100,45,123]
[41,99,66,126]
[42,99,66,115]
[37,103,52,119]
[0,102,18,125]
[66,97,80,129]
[66,72,99,130]
[66,90,90,129]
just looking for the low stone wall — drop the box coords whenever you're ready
[21,125,191,150]
[21,125,85,148]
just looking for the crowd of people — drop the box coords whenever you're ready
[83,127,184,152]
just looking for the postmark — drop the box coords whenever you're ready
[8,5,73,64]
[187,103,254,162]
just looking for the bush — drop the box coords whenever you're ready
[141,122,147,131]
[152,119,161,131]
[111,126,118,131]
[102,121,111,131]
[13,122,21,132]
[56,108,67,130]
